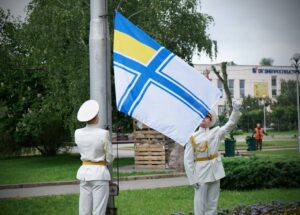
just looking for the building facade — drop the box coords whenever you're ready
[194,64,297,115]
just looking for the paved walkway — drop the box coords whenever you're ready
[0,176,189,199]
[113,144,134,158]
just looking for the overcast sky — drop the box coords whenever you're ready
[196,0,300,66]
[1,0,300,66]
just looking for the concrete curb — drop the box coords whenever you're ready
[0,172,186,190]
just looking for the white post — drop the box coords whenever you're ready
[292,53,300,155]
[297,70,300,154]
[263,103,266,132]
[262,95,266,132]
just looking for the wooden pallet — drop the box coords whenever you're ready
[135,143,166,170]
[133,119,175,169]
[134,130,166,143]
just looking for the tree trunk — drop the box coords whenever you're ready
[211,62,233,114]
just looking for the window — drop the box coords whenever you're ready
[218,105,225,115]
[228,79,234,97]
[272,76,277,87]
[239,80,245,98]
[218,79,223,98]
[271,76,277,97]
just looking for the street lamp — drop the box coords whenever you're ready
[262,95,267,132]
[291,53,300,154]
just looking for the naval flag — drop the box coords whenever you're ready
[113,12,221,145]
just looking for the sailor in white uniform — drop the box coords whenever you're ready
[75,100,114,215]
[184,100,241,215]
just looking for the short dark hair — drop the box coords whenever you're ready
[206,112,212,121]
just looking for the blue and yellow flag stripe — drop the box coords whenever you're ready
[114,12,160,65]
[114,30,156,65]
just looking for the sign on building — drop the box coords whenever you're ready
[254,82,268,97]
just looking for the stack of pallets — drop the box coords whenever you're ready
[133,120,168,170]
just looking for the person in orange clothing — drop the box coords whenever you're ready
[252,123,267,150]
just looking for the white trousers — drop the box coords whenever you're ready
[79,180,109,215]
[194,180,220,215]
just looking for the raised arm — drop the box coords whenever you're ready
[219,100,242,140]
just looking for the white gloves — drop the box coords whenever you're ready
[232,99,241,111]
[193,183,200,189]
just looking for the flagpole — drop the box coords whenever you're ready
[89,0,117,214]
[89,0,108,127]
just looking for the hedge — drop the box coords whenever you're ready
[221,157,300,190]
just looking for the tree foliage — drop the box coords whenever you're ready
[275,80,297,106]
[270,80,297,130]
[259,58,274,66]
[0,2,90,155]
[0,9,25,156]
[0,0,217,156]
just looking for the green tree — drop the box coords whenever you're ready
[0,2,89,155]
[241,95,261,110]
[270,80,297,130]
[259,58,274,66]
[238,95,272,131]
[0,9,24,156]
[275,80,297,106]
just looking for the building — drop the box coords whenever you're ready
[194,64,297,115]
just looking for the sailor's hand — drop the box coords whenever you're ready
[232,99,241,111]
[193,183,200,189]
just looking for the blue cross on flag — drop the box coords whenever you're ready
[113,12,221,145]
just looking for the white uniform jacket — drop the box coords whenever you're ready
[75,124,114,181]
[184,110,241,185]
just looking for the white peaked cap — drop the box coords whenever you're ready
[77,100,99,122]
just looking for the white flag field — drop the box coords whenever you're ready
[113,12,221,146]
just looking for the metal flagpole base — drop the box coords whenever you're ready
[106,182,119,215]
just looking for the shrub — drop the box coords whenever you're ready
[16,110,70,156]
[219,201,300,215]
[221,158,300,190]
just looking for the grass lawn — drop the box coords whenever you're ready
[0,155,135,185]
[261,140,297,146]
[250,149,300,160]
[0,187,299,215]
